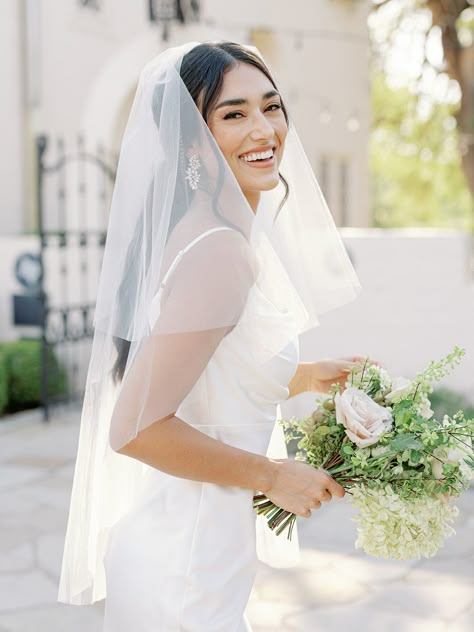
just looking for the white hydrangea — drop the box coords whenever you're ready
[349,485,459,560]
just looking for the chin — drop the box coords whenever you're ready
[246,174,281,193]
[258,177,281,192]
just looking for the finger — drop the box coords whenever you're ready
[325,479,345,499]
[346,356,384,370]
[318,491,332,502]
[343,356,366,365]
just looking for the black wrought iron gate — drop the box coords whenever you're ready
[36,134,116,420]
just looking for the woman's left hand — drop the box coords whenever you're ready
[308,356,382,394]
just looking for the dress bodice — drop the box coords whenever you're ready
[148,226,300,455]
[175,283,299,455]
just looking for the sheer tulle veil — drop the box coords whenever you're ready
[58,40,361,605]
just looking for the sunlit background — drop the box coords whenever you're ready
[0,1,473,630]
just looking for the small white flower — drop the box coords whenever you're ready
[418,395,434,420]
[385,376,412,403]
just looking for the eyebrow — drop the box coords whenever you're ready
[214,90,281,110]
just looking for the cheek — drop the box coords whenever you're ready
[210,126,240,162]
[277,121,288,148]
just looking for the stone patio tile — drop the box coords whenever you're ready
[263,547,348,576]
[0,466,44,493]
[256,566,368,607]
[0,570,58,612]
[416,552,474,582]
[0,544,33,574]
[0,602,104,632]
[447,600,474,632]
[37,533,65,580]
[0,487,35,513]
[0,411,80,465]
[245,598,303,629]
[54,462,76,481]
[0,526,36,556]
[333,551,416,586]
[18,477,73,511]
[371,573,474,621]
[283,599,447,632]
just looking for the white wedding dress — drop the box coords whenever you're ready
[102,228,300,631]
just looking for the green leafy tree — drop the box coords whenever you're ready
[370,71,473,227]
[370,0,474,224]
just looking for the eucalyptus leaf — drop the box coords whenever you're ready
[389,433,423,451]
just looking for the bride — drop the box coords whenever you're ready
[58,41,362,631]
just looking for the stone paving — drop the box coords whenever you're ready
[0,406,472,631]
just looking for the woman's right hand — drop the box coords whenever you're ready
[262,459,345,517]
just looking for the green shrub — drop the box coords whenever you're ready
[430,387,474,421]
[0,351,7,414]
[0,339,67,412]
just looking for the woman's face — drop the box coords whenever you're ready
[206,63,288,212]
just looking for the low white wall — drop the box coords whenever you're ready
[282,228,474,420]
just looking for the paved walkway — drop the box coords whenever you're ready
[0,406,472,631]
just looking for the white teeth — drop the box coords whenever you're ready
[241,149,274,162]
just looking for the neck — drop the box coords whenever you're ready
[244,191,260,215]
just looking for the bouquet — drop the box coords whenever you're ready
[253,346,474,559]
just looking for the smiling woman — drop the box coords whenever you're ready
[206,66,288,212]
[180,42,290,215]
[58,41,361,631]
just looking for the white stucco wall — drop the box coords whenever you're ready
[281,229,474,418]
[0,0,26,234]
[0,0,370,233]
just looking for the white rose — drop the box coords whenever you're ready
[385,376,412,403]
[335,387,394,448]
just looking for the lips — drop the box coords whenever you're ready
[239,146,276,162]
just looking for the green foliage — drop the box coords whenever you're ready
[370,72,473,228]
[389,433,423,451]
[414,346,466,387]
[0,351,8,414]
[0,339,67,413]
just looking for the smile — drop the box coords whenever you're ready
[239,147,276,168]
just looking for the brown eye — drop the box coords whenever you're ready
[223,111,244,120]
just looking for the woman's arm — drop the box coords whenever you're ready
[287,362,319,398]
[111,231,345,514]
[117,413,275,492]
[117,413,344,516]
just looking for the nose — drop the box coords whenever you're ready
[249,110,275,141]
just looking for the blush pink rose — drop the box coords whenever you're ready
[335,387,393,448]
